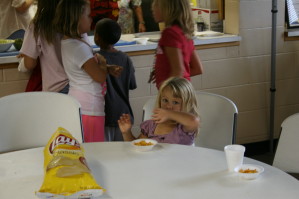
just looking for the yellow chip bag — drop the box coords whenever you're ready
[36,127,105,199]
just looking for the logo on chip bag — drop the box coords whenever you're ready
[49,134,80,154]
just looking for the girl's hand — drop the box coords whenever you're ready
[152,108,169,123]
[108,65,123,77]
[95,53,107,65]
[118,114,132,134]
[17,53,24,58]
[138,23,146,32]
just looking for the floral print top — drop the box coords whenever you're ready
[117,0,142,34]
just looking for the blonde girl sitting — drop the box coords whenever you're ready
[118,77,200,145]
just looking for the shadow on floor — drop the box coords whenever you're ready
[248,152,274,165]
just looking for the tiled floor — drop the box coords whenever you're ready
[244,140,276,165]
[248,152,274,165]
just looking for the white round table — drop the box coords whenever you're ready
[0,142,298,199]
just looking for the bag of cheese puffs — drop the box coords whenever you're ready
[36,127,105,199]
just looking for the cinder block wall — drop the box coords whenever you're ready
[0,68,29,97]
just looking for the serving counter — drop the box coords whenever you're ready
[0,31,241,66]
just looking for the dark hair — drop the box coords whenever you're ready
[95,18,121,45]
[32,0,61,43]
[53,0,89,38]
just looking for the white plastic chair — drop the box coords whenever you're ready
[273,113,299,173]
[142,97,157,122]
[194,92,238,151]
[142,92,238,151]
[0,92,83,153]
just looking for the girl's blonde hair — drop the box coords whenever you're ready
[156,77,199,117]
[32,0,61,44]
[153,0,194,39]
[53,0,89,38]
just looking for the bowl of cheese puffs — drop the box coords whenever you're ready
[234,164,264,180]
[131,139,158,152]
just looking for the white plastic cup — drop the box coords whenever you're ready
[224,144,245,172]
[133,38,149,45]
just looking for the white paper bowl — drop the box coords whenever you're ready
[234,164,264,180]
[131,139,157,152]
[133,37,149,45]
[0,39,14,52]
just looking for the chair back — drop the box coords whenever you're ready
[0,92,83,153]
[273,113,299,173]
[142,92,238,150]
[142,97,157,121]
[195,92,238,150]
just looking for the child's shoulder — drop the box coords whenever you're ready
[162,25,184,37]
[98,50,133,66]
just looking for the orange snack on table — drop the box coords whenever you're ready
[239,168,258,173]
[134,140,154,146]
[36,127,105,199]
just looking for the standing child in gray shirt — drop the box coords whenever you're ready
[94,18,137,141]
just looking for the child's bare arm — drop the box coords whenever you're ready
[164,46,184,77]
[82,57,107,83]
[118,114,136,141]
[152,108,200,132]
[118,114,150,141]
[17,54,37,70]
[15,0,34,13]
[107,65,123,77]
[190,50,203,76]
[94,53,123,77]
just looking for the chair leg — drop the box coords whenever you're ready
[232,113,238,144]
[142,110,145,122]
[79,109,85,143]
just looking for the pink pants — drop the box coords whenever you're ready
[82,115,105,142]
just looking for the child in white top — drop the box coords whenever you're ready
[18,0,69,93]
[53,0,122,142]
